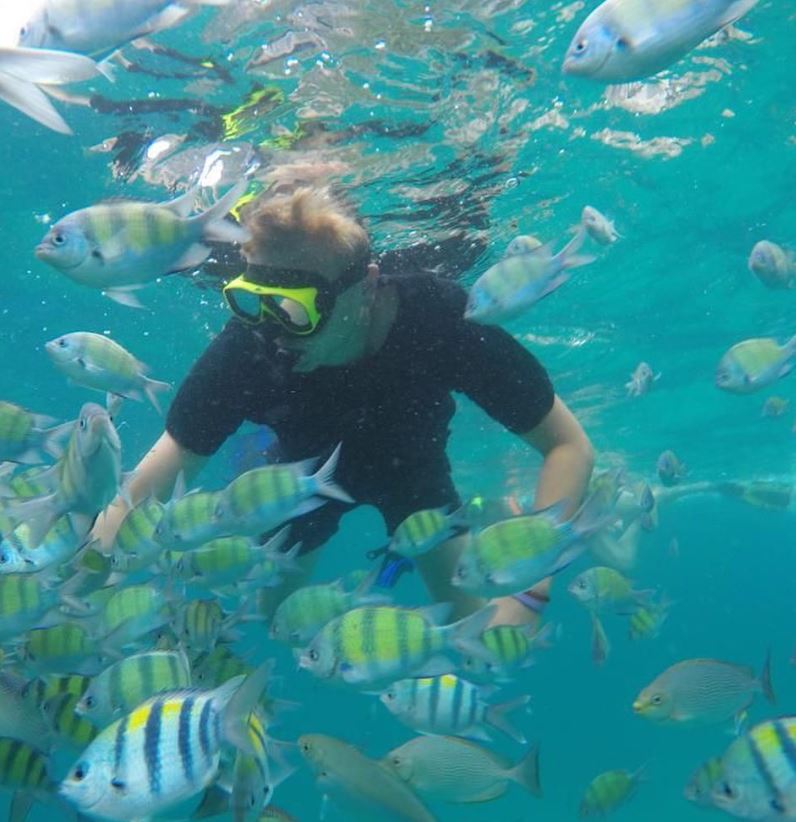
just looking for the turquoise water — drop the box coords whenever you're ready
[1,1,795,820]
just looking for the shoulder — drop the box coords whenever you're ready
[387,273,468,326]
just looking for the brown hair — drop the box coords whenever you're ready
[242,187,369,275]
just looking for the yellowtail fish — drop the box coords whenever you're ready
[0,672,53,750]
[298,604,495,687]
[20,622,102,675]
[453,490,611,598]
[464,227,593,324]
[35,182,248,308]
[5,402,122,547]
[625,362,659,397]
[684,757,724,807]
[579,767,644,817]
[0,401,69,464]
[707,718,796,818]
[562,0,760,82]
[20,0,233,60]
[656,449,686,486]
[59,662,272,820]
[379,674,529,743]
[0,46,104,135]
[0,736,57,822]
[269,571,387,647]
[633,655,775,724]
[568,566,653,614]
[155,489,227,551]
[213,444,352,538]
[581,206,621,245]
[384,735,541,804]
[748,240,796,290]
[76,649,192,725]
[298,733,435,822]
[716,336,796,394]
[41,693,97,749]
[461,621,555,683]
[45,332,171,413]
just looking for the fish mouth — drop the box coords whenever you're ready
[631,701,644,713]
[34,244,51,259]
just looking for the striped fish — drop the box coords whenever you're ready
[4,402,122,548]
[76,649,192,725]
[389,506,468,559]
[20,622,102,675]
[45,332,171,414]
[379,674,529,743]
[155,489,227,551]
[59,661,272,820]
[0,574,62,640]
[709,718,796,818]
[462,622,554,683]
[0,672,54,751]
[684,757,725,807]
[192,646,252,689]
[0,736,55,822]
[0,514,89,576]
[580,767,644,817]
[0,401,68,464]
[41,694,97,749]
[35,182,249,308]
[213,444,352,538]
[176,599,231,655]
[23,674,91,706]
[96,583,170,650]
[298,604,495,687]
[109,497,164,573]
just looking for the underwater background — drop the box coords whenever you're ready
[0,1,794,819]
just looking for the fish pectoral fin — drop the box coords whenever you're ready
[170,242,211,273]
[104,289,146,309]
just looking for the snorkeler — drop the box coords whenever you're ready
[93,185,595,626]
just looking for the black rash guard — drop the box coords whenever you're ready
[166,273,555,552]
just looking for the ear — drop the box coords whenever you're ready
[366,262,380,282]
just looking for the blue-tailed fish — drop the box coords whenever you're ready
[581,206,621,245]
[384,735,541,803]
[270,570,388,647]
[41,693,97,749]
[0,736,59,822]
[35,182,248,308]
[452,489,612,598]
[716,336,796,394]
[0,46,103,135]
[214,444,352,537]
[20,622,102,675]
[562,0,760,82]
[684,757,725,807]
[4,401,122,547]
[20,0,233,60]
[568,566,653,614]
[0,672,53,750]
[46,332,171,413]
[749,241,796,290]
[379,674,529,743]
[579,767,644,817]
[465,227,593,324]
[462,621,554,683]
[298,603,495,687]
[707,718,796,819]
[76,649,192,725]
[59,661,272,820]
[298,733,435,822]
[633,655,775,725]
[155,488,227,551]
[0,401,69,464]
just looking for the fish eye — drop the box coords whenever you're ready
[84,695,95,709]
[651,694,663,705]
[574,38,588,53]
[300,742,311,753]
[308,649,319,662]
[577,579,587,589]
[57,338,67,347]
[721,782,735,799]
[73,762,89,781]
[79,418,88,430]
[616,36,630,50]
[52,232,66,246]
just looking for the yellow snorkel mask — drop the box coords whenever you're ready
[223,262,367,336]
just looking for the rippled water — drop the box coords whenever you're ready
[1,1,795,820]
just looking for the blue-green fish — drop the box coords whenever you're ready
[379,674,529,743]
[59,662,272,820]
[716,336,796,394]
[707,718,796,819]
[684,757,725,807]
[20,0,233,60]
[20,622,102,675]
[462,621,555,683]
[0,514,89,576]
[749,241,796,290]
[155,488,227,551]
[465,228,593,324]
[36,183,248,308]
[0,401,69,464]
[46,332,170,413]
[563,0,760,82]
[108,497,164,574]
[580,767,644,817]
[0,735,58,822]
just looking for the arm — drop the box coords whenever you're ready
[521,395,595,518]
[91,431,207,551]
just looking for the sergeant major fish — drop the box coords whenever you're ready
[562,0,760,82]
[580,767,644,817]
[716,336,796,394]
[35,182,249,308]
[0,400,70,464]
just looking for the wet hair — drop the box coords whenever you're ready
[241,187,370,276]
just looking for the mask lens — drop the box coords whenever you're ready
[262,295,313,333]
[227,288,263,323]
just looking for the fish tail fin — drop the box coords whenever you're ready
[197,181,252,244]
[310,443,354,504]
[761,649,776,704]
[446,604,496,661]
[4,494,61,549]
[485,694,530,744]
[221,660,274,755]
[0,74,72,135]
[142,378,171,415]
[556,226,595,271]
[509,742,542,798]
[590,613,610,666]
